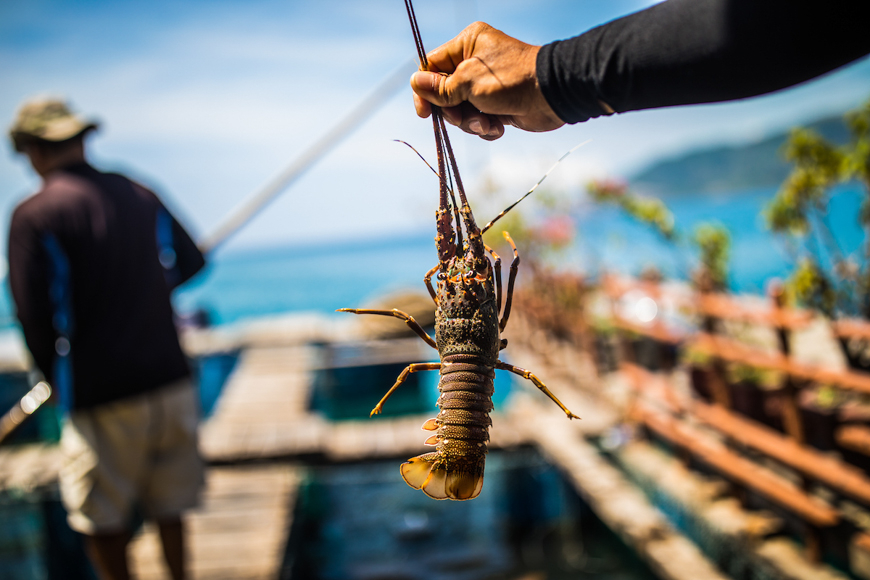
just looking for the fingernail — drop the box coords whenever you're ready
[468,120,483,135]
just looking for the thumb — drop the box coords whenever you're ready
[410,71,468,109]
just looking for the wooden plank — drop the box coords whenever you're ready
[634,404,839,528]
[622,363,685,414]
[694,401,870,506]
[695,293,813,330]
[832,319,870,341]
[612,316,685,345]
[692,333,870,396]
[129,465,299,580]
[603,274,813,329]
[0,443,62,492]
[200,345,316,461]
[838,424,870,457]
[511,393,732,580]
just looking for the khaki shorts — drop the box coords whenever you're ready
[59,378,205,535]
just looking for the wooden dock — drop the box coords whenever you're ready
[0,308,858,580]
[128,465,300,580]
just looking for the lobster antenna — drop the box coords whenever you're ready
[395,139,440,180]
[436,121,463,241]
[404,0,428,69]
[405,0,465,251]
[395,139,465,222]
[481,139,591,234]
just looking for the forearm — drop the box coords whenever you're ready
[538,0,870,123]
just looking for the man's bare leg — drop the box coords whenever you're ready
[85,530,131,580]
[158,517,186,580]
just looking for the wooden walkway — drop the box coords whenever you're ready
[127,336,537,580]
[129,465,299,580]
[0,308,856,580]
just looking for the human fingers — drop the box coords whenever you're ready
[411,70,469,110]
[424,21,494,74]
[409,22,497,111]
[453,102,505,140]
[412,92,432,118]
[413,84,503,139]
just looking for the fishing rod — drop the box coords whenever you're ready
[199,58,417,254]
[0,381,51,444]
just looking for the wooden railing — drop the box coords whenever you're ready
[598,273,870,565]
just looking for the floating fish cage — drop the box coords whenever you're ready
[190,351,240,418]
[280,447,656,580]
[309,339,513,421]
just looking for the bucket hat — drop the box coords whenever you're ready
[9,98,98,152]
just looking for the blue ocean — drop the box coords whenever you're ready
[0,183,864,329]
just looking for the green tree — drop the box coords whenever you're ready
[764,98,870,320]
[693,223,731,292]
[587,180,731,291]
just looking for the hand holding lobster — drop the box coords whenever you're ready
[410,21,565,140]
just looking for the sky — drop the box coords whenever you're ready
[1,0,869,257]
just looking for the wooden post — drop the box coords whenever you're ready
[803,525,822,563]
[770,284,806,445]
[696,275,732,409]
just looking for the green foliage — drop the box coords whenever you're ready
[787,257,837,316]
[680,345,713,367]
[588,180,735,291]
[481,188,576,271]
[481,208,530,249]
[693,223,730,291]
[587,180,675,240]
[845,100,870,195]
[814,385,842,410]
[764,129,844,234]
[764,97,870,318]
[726,361,776,387]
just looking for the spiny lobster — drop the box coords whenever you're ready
[338,0,579,500]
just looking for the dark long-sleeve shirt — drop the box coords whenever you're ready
[537,0,870,124]
[7,162,205,410]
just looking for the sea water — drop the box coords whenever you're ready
[0,184,865,330]
[173,181,870,323]
[283,448,656,580]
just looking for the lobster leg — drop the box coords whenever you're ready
[336,308,437,349]
[484,243,503,318]
[499,232,520,331]
[495,361,580,420]
[371,362,441,416]
[423,263,440,304]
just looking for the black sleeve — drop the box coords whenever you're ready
[170,214,206,287]
[537,0,870,124]
[7,210,56,381]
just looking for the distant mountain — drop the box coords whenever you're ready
[629,115,852,196]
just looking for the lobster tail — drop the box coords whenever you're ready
[400,452,485,500]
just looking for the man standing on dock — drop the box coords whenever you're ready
[6,98,206,580]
